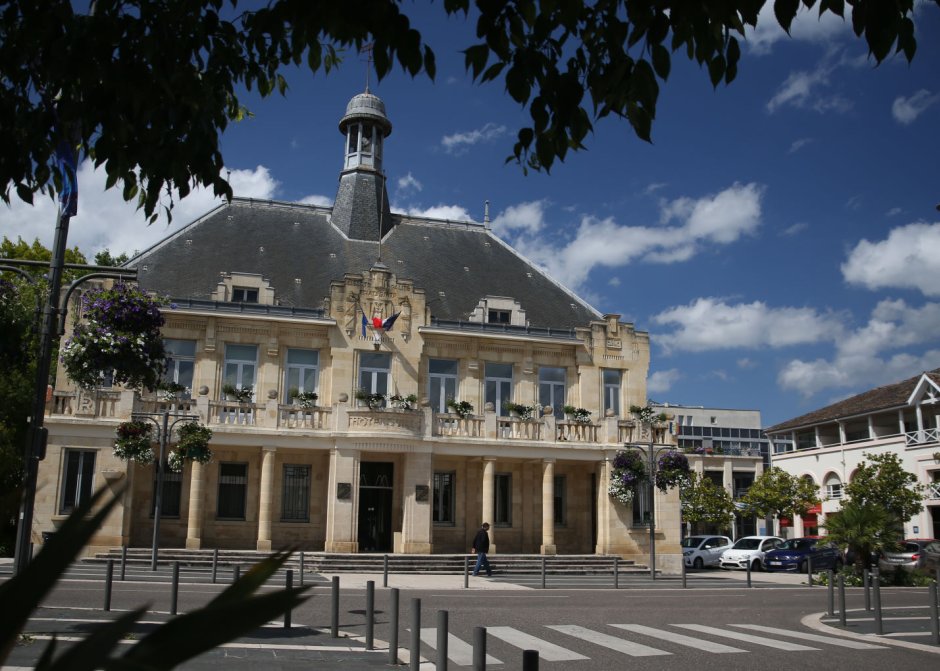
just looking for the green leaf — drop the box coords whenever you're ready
[464,44,490,79]
[708,54,725,88]
[651,44,671,81]
[15,183,33,205]
[774,0,800,34]
[44,608,146,671]
[820,0,845,18]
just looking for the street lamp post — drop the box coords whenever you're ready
[133,410,198,570]
[626,423,678,580]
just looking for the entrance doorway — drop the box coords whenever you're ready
[358,462,393,552]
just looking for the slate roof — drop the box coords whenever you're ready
[129,197,602,330]
[765,368,940,434]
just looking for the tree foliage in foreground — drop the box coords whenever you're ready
[1,1,933,220]
[680,472,736,534]
[821,500,895,572]
[843,451,925,524]
[740,466,820,522]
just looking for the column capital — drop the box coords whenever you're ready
[262,445,277,454]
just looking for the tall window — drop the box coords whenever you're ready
[433,472,455,524]
[151,467,182,517]
[281,465,311,522]
[824,474,843,499]
[494,473,512,527]
[539,367,566,419]
[554,475,567,527]
[284,349,319,403]
[429,359,458,413]
[60,449,96,514]
[223,344,257,398]
[163,339,196,396]
[217,462,248,519]
[603,369,621,416]
[632,483,651,527]
[485,363,513,416]
[358,352,390,406]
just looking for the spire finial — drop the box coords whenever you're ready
[361,42,375,93]
[484,200,491,229]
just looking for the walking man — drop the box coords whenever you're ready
[471,522,492,577]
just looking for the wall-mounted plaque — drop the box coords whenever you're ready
[337,482,352,500]
[415,484,429,502]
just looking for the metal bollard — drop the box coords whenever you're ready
[541,557,546,590]
[299,551,304,587]
[464,556,470,589]
[366,580,375,650]
[614,557,619,590]
[863,569,871,611]
[104,559,114,612]
[211,548,218,584]
[383,554,389,588]
[473,626,487,671]
[807,556,814,587]
[746,559,752,588]
[410,598,421,671]
[171,561,180,615]
[522,649,539,671]
[838,574,846,627]
[284,570,293,629]
[233,564,240,583]
[331,576,340,638]
[389,588,400,665]
[872,569,884,635]
[436,610,448,670]
[120,545,127,581]
[929,583,939,645]
[681,557,687,589]
[827,570,834,617]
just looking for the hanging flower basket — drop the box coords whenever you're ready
[167,450,185,473]
[389,393,418,410]
[446,399,474,418]
[60,283,169,390]
[113,420,155,464]
[608,449,647,504]
[654,450,691,492]
[166,423,213,471]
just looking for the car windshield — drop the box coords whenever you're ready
[780,539,816,551]
[680,537,707,548]
[732,538,761,550]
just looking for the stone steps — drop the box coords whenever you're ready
[84,549,647,575]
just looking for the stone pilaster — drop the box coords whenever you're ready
[540,459,556,554]
[185,460,206,549]
[256,446,277,552]
[325,447,360,552]
[400,451,433,553]
[482,457,496,553]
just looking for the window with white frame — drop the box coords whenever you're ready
[494,473,512,526]
[163,339,196,396]
[554,475,567,527]
[284,349,319,403]
[222,344,257,399]
[539,367,566,419]
[485,363,513,416]
[603,369,621,416]
[281,465,311,522]
[217,462,248,519]
[428,359,458,414]
[60,449,96,514]
[433,471,455,524]
[358,351,390,405]
[824,473,843,499]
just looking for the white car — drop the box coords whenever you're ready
[682,535,732,569]
[719,535,784,571]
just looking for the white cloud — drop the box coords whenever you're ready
[652,298,844,353]
[608,277,621,287]
[767,63,852,114]
[490,200,546,236]
[401,204,474,222]
[892,89,939,125]
[737,358,757,369]
[841,222,940,296]
[648,369,680,394]
[788,137,813,154]
[441,123,507,155]
[886,207,903,217]
[644,182,667,195]
[503,183,762,291]
[778,299,940,397]
[397,172,423,193]
[781,222,808,236]
[297,194,332,207]
[0,161,277,256]
[747,4,852,55]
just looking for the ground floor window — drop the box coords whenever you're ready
[632,484,651,527]
[60,449,96,514]
[494,473,512,527]
[554,475,567,527]
[281,465,310,522]
[433,472,455,524]
[151,466,182,518]
[218,462,248,519]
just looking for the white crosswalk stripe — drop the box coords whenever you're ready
[673,624,819,651]
[609,624,746,653]
[730,624,887,649]
[486,626,589,661]
[547,625,669,657]
[419,629,503,666]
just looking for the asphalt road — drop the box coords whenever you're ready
[3,564,939,670]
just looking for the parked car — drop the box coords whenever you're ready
[719,535,785,571]
[764,537,843,573]
[877,539,938,573]
[923,540,940,572]
[682,535,732,569]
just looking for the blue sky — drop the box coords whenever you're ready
[2,3,939,426]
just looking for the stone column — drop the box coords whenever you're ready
[325,447,360,552]
[400,450,433,553]
[540,459,556,555]
[482,457,496,553]
[256,446,277,552]
[185,460,206,549]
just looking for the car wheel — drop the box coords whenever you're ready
[751,558,762,572]
[799,560,808,573]
[693,557,704,570]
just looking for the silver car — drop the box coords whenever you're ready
[682,535,732,569]
[877,539,937,573]
[719,535,784,571]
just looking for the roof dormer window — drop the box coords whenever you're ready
[232,287,258,303]
[488,309,511,324]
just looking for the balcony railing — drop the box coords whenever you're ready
[905,427,940,446]
[928,482,940,500]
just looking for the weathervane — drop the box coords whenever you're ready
[360,41,375,93]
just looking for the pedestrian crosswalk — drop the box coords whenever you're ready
[416,622,887,666]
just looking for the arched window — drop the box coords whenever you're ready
[823,473,843,500]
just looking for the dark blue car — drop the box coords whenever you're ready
[763,537,843,573]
